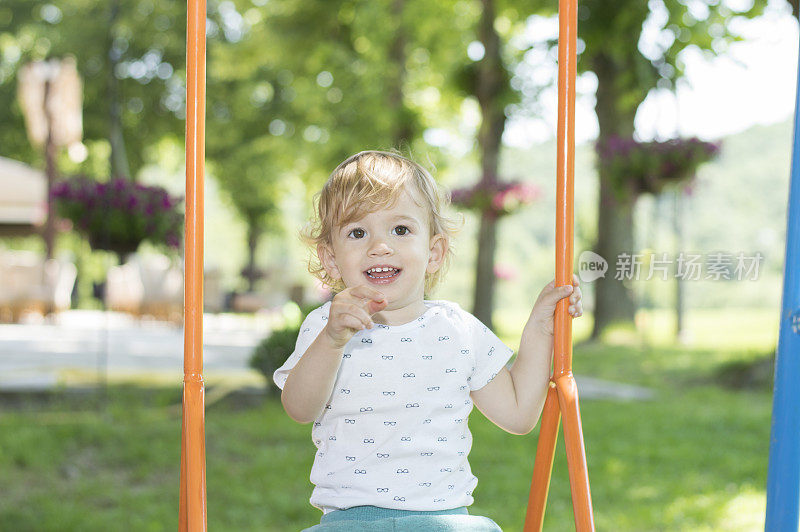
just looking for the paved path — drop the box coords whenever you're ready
[0,310,271,391]
[0,310,654,400]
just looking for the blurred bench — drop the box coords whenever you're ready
[0,250,77,322]
[105,254,224,322]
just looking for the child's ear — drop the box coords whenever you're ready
[318,243,342,280]
[426,234,448,274]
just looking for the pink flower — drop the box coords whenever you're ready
[452,180,541,217]
[493,263,518,281]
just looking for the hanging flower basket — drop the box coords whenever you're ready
[596,136,721,198]
[451,179,541,219]
[52,176,184,261]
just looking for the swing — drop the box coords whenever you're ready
[177,0,595,529]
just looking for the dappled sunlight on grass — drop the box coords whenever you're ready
[493,307,593,348]
[493,306,777,394]
[494,306,777,363]
[663,486,766,532]
[634,308,779,352]
[717,488,766,531]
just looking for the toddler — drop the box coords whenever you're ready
[274,151,582,531]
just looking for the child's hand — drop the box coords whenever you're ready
[525,274,583,337]
[324,285,387,348]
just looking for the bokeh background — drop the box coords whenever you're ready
[0,0,797,530]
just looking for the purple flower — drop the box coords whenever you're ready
[52,175,184,253]
[596,135,720,194]
[51,182,69,197]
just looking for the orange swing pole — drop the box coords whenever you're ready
[179,0,207,530]
[524,382,561,529]
[523,0,594,528]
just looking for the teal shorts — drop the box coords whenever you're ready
[302,505,503,531]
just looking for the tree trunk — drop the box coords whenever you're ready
[473,214,498,327]
[243,221,262,293]
[107,0,131,180]
[471,0,505,329]
[42,79,57,261]
[590,53,639,339]
[592,175,637,336]
[673,187,685,342]
[388,0,412,147]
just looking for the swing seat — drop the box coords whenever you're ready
[302,514,503,532]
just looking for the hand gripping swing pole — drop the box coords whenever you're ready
[523,0,595,529]
[179,0,208,530]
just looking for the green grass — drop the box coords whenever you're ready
[0,311,776,531]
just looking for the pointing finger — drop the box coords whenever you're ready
[345,286,388,316]
[349,285,386,303]
[366,298,388,315]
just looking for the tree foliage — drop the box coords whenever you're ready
[574,0,769,337]
[2,0,775,322]
[0,0,193,176]
[579,0,767,130]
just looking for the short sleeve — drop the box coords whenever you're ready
[272,302,331,390]
[465,313,515,391]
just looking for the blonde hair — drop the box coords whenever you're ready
[302,150,462,295]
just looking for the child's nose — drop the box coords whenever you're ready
[368,239,393,256]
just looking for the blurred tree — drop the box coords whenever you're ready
[0,1,196,179]
[1,0,558,317]
[202,0,437,291]
[257,0,555,327]
[465,0,526,328]
[251,0,437,172]
[220,0,468,292]
[252,0,555,324]
[0,1,288,292]
[576,0,767,338]
[439,0,553,327]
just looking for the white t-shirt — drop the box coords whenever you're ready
[273,299,514,514]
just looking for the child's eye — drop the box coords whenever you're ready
[348,228,365,239]
[392,225,410,236]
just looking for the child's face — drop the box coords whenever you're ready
[319,189,447,310]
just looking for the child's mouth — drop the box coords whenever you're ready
[364,267,402,285]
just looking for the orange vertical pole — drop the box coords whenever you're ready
[552,0,576,384]
[179,0,207,531]
[524,383,561,530]
[556,375,593,529]
[524,0,594,527]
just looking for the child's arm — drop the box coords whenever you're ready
[281,285,386,424]
[471,275,582,435]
